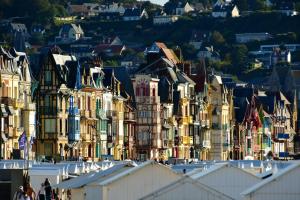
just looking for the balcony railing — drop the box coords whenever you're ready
[203,140,211,148]
[96,109,106,119]
[124,112,135,121]
[136,96,160,104]
[0,97,13,105]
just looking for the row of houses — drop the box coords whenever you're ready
[1,41,299,161]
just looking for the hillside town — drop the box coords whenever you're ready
[1,0,300,199]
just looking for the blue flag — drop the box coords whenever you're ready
[18,132,26,150]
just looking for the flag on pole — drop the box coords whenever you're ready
[18,132,26,150]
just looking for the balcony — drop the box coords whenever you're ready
[90,110,96,118]
[124,112,135,121]
[13,99,24,109]
[136,96,160,104]
[202,140,211,148]
[0,97,13,105]
[96,109,106,119]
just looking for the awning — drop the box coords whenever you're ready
[6,106,15,115]
[0,104,8,117]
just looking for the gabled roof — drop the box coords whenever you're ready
[60,24,84,35]
[90,161,175,186]
[140,174,234,200]
[10,23,27,33]
[241,162,300,197]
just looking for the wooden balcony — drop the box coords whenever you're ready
[0,97,13,105]
[124,112,135,121]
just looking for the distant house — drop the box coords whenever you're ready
[153,15,178,25]
[212,3,239,18]
[197,46,220,61]
[276,2,298,16]
[189,31,211,49]
[9,23,28,36]
[236,33,272,43]
[271,48,291,66]
[94,36,126,57]
[175,2,194,15]
[100,3,125,15]
[123,8,148,21]
[98,12,121,21]
[67,4,91,17]
[31,24,45,35]
[83,3,101,16]
[164,2,194,15]
[56,24,84,43]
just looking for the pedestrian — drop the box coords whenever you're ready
[44,179,52,200]
[37,183,45,200]
[25,183,36,200]
[13,186,25,200]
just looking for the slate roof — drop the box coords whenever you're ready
[103,66,136,108]
[10,23,28,33]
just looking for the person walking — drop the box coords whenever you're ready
[37,183,45,200]
[13,186,26,200]
[25,183,36,200]
[44,178,52,200]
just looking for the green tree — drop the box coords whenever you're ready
[234,0,248,11]
[231,44,248,73]
[211,31,225,48]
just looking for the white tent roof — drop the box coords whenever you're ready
[140,175,234,200]
[241,162,300,197]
